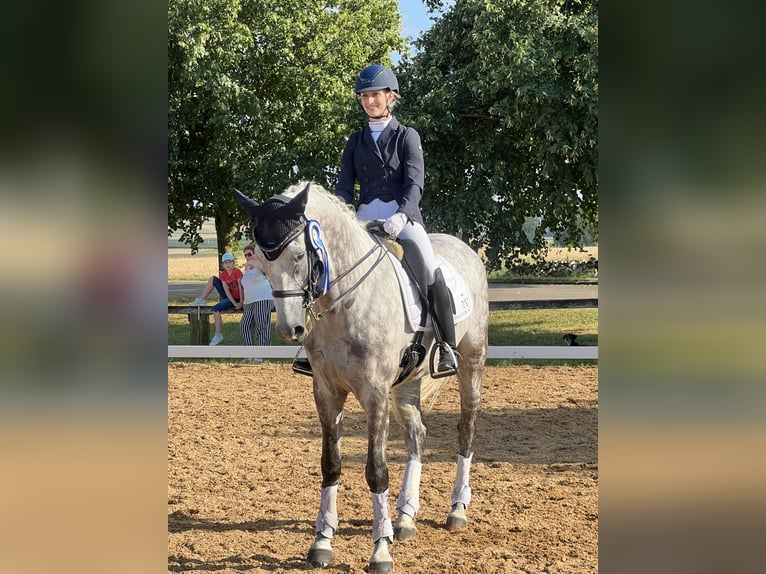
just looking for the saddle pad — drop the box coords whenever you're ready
[386,252,474,333]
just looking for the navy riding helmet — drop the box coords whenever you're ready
[354,65,399,94]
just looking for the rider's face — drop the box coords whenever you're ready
[359,90,391,118]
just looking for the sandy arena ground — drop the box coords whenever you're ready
[168,364,598,573]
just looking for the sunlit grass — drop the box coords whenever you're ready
[169,219,249,280]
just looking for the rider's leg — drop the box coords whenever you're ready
[398,223,458,374]
[429,268,458,372]
[293,356,313,376]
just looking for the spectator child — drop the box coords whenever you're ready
[190,252,243,345]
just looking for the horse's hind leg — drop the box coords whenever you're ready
[307,381,347,568]
[361,386,394,574]
[446,355,483,531]
[391,379,427,542]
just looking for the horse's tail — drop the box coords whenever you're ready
[420,373,452,411]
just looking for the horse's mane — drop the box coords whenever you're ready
[283,180,363,230]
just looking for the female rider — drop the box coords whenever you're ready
[334,64,458,375]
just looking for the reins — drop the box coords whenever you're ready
[312,235,387,320]
[269,225,388,321]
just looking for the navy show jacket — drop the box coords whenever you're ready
[335,116,425,225]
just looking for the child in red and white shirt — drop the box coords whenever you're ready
[190,253,243,345]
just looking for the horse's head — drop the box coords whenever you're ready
[234,182,312,342]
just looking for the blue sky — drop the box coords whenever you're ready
[399,0,433,40]
[394,0,441,62]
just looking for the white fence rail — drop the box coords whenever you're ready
[168,345,597,360]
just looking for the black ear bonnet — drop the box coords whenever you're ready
[254,196,307,261]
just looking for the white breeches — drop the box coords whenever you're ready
[356,199,437,284]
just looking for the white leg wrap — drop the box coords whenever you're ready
[371,489,394,543]
[396,460,422,518]
[451,453,473,507]
[315,484,339,539]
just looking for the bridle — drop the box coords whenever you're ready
[265,220,388,321]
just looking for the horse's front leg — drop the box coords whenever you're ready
[307,381,347,569]
[391,379,427,542]
[364,389,394,574]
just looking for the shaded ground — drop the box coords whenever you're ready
[168,364,598,573]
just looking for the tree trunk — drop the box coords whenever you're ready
[214,206,238,260]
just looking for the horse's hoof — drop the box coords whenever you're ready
[446,502,468,531]
[368,560,395,574]
[394,513,417,542]
[369,538,394,573]
[307,548,333,568]
[307,535,333,568]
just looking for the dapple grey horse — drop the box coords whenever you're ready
[235,182,487,573]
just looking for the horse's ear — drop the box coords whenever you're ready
[286,182,311,216]
[233,188,261,220]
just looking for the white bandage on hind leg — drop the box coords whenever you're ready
[315,483,339,539]
[371,489,394,543]
[396,460,422,518]
[451,453,473,507]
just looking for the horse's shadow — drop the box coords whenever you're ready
[168,553,331,572]
[169,512,369,537]
[167,513,363,572]
[168,512,312,534]
[273,406,598,466]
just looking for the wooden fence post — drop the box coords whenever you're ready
[188,312,210,345]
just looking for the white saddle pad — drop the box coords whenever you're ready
[386,251,474,333]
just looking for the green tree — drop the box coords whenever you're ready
[169,0,404,255]
[398,0,597,270]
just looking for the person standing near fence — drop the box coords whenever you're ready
[190,252,243,345]
[239,243,273,361]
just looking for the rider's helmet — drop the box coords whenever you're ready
[354,65,399,94]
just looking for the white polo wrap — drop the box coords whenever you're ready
[396,460,422,518]
[451,453,473,507]
[371,489,394,543]
[315,483,339,538]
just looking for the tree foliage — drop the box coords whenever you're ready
[168,0,404,254]
[397,0,598,270]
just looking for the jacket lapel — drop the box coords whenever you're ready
[376,116,400,152]
[363,127,384,163]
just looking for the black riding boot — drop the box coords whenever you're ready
[429,268,458,374]
[293,357,313,377]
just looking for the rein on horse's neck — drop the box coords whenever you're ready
[306,195,386,319]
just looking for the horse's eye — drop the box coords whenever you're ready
[296,252,306,260]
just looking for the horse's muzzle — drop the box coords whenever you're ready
[278,323,305,343]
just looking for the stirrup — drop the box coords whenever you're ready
[430,343,458,379]
[292,357,313,377]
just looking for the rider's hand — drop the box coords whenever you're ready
[383,212,408,238]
